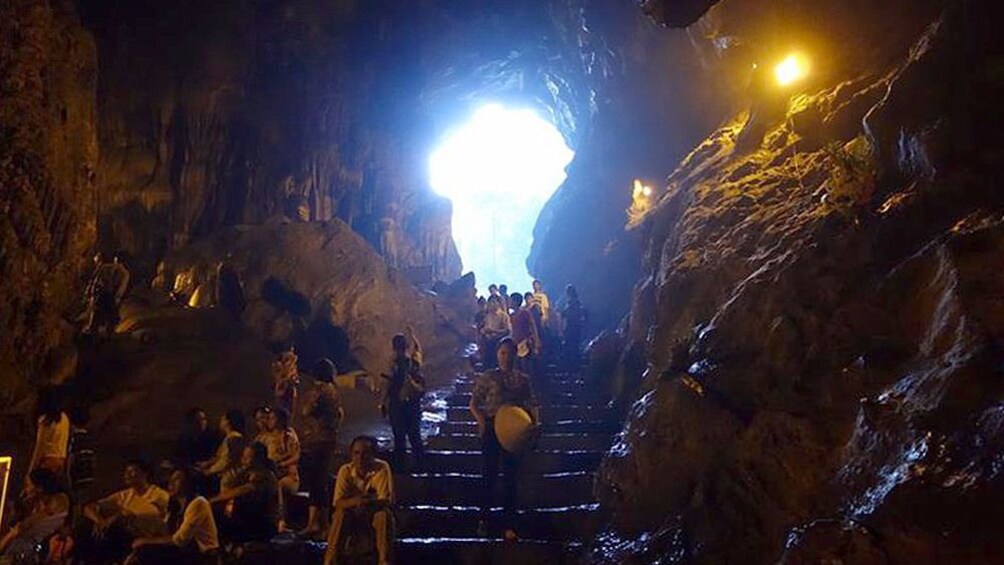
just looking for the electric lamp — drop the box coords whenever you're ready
[774,53,809,87]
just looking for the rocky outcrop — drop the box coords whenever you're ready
[595,0,1004,562]
[0,0,97,402]
[157,220,472,386]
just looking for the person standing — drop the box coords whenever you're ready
[561,284,585,368]
[480,297,511,369]
[469,338,540,541]
[300,358,344,538]
[28,388,69,476]
[509,294,542,380]
[381,334,426,470]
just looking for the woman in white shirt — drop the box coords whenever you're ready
[128,468,219,564]
[29,389,69,475]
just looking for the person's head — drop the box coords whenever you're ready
[509,293,523,310]
[268,407,290,431]
[123,459,153,489]
[186,407,208,432]
[349,435,378,468]
[499,284,508,295]
[35,387,62,423]
[497,337,516,370]
[566,284,578,300]
[392,333,409,355]
[242,442,270,469]
[532,280,543,293]
[313,358,337,384]
[222,409,245,435]
[524,292,534,304]
[477,296,487,308]
[25,468,62,498]
[252,405,272,433]
[488,284,499,296]
[167,468,196,499]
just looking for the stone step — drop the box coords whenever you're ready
[396,503,602,542]
[436,419,620,435]
[453,379,603,396]
[396,471,594,507]
[420,449,603,475]
[427,432,613,452]
[446,391,606,408]
[395,538,582,565]
[446,405,613,423]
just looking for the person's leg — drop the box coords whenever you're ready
[406,404,425,464]
[278,474,300,529]
[390,411,407,469]
[501,452,522,536]
[324,508,347,565]
[371,508,393,565]
[481,420,500,523]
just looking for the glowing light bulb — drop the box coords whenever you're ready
[774,53,809,87]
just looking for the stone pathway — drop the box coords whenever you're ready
[394,365,617,564]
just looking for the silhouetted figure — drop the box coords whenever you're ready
[175,408,222,469]
[381,334,426,470]
[300,358,344,538]
[84,252,130,337]
[561,284,585,368]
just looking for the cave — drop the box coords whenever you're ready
[1,0,1002,563]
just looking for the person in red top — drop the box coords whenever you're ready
[509,293,541,379]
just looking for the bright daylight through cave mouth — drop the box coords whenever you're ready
[429,104,574,290]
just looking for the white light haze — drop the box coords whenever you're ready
[429,104,574,291]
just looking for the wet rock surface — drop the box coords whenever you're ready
[596,0,1004,562]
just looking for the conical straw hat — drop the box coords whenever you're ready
[495,404,537,454]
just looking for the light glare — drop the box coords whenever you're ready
[429,104,574,289]
[774,53,809,87]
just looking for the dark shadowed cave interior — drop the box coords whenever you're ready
[1,0,1003,563]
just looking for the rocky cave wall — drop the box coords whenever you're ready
[82,0,468,283]
[596,0,1004,562]
[0,0,97,404]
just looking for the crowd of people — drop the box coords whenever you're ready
[475,280,585,375]
[3,276,587,564]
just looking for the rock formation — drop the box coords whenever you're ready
[157,219,471,385]
[0,0,97,403]
[594,0,1004,562]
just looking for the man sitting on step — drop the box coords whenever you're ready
[324,435,395,565]
[469,337,541,541]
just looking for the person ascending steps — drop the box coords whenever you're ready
[468,337,541,541]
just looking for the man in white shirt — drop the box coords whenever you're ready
[80,460,169,561]
[324,436,394,565]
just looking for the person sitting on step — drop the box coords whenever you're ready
[324,435,394,565]
[127,468,219,564]
[469,337,541,542]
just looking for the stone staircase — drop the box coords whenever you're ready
[394,366,616,564]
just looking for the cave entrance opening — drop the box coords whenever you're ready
[429,103,574,291]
